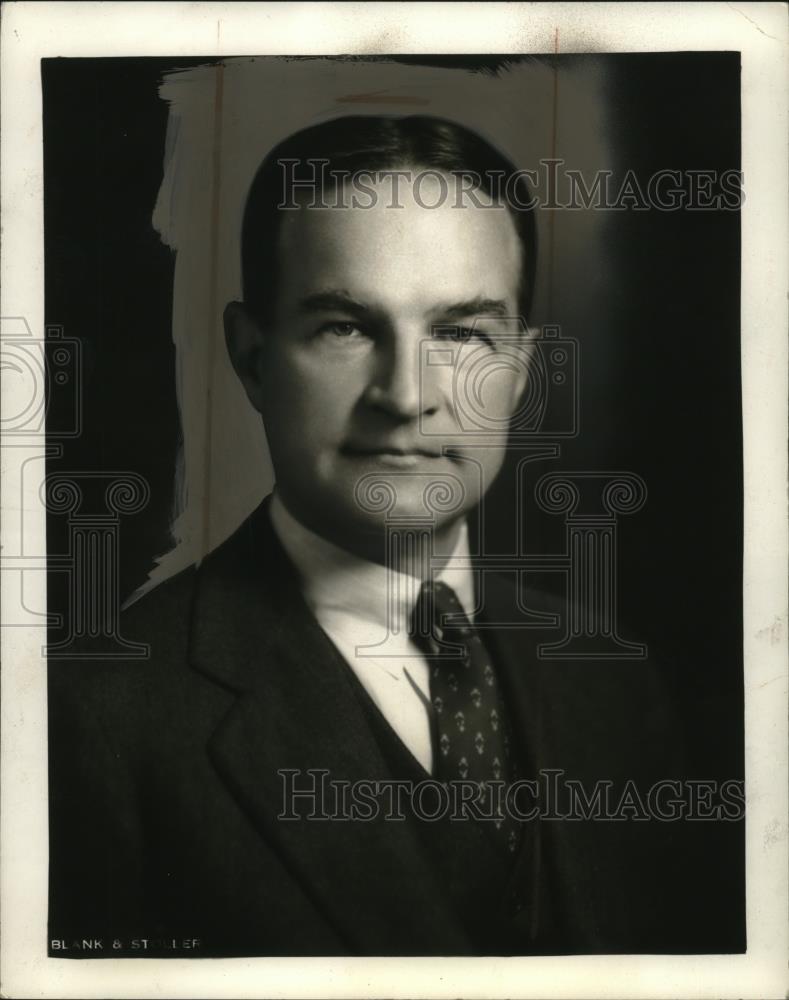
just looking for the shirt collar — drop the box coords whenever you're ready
[268,491,476,630]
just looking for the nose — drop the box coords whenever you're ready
[364,331,439,420]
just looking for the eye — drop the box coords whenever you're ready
[318,321,366,340]
[432,325,493,348]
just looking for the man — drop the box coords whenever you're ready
[48,116,742,957]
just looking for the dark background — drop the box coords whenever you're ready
[43,52,743,897]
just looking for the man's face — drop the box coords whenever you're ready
[236,171,529,554]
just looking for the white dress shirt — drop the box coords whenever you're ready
[269,493,477,775]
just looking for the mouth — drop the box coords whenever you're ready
[343,445,441,457]
[340,444,453,467]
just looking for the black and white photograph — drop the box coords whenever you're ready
[1,3,787,998]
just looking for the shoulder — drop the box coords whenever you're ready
[48,504,275,734]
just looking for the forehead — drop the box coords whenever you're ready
[275,172,523,315]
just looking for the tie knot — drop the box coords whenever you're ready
[422,579,460,609]
[409,580,471,650]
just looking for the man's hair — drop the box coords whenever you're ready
[241,115,538,326]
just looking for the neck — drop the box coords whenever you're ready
[271,492,464,579]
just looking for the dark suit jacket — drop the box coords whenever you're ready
[48,499,744,957]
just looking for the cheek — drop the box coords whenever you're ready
[260,353,360,444]
[450,346,528,419]
[451,371,525,433]
[489,372,526,416]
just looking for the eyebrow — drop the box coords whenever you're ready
[298,290,371,316]
[298,290,511,319]
[431,297,510,320]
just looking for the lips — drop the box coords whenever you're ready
[342,444,443,458]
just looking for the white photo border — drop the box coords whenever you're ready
[1,3,787,998]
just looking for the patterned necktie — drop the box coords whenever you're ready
[410,579,521,854]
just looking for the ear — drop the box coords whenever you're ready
[511,328,536,407]
[224,301,267,413]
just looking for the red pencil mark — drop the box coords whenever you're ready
[547,28,560,316]
[203,62,225,559]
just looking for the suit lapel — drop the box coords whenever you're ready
[188,503,474,954]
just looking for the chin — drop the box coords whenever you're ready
[346,469,470,525]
